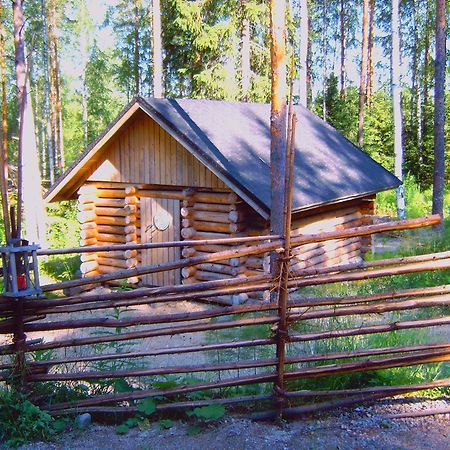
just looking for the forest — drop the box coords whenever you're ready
[0,0,447,244]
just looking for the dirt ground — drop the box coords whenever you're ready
[17,397,450,450]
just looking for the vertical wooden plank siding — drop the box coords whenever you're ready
[141,197,181,286]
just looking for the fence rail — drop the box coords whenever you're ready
[0,213,449,419]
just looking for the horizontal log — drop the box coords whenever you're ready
[181,209,241,224]
[183,190,238,204]
[96,189,127,199]
[89,182,138,191]
[19,337,274,369]
[194,270,234,281]
[78,202,95,212]
[47,394,273,417]
[21,314,277,339]
[47,371,275,411]
[37,235,278,256]
[80,229,97,240]
[97,250,138,259]
[95,216,134,226]
[80,222,96,230]
[42,217,444,292]
[289,315,450,343]
[124,196,138,205]
[96,225,127,235]
[98,264,128,274]
[80,261,99,273]
[181,266,196,278]
[190,244,232,253]
[183,202,239,212]
[289,293,450,322]
[196,263,245,277]
[123,186,137,195]
[82,269,100,278]
[77,194,95,205]
[182,220,245,233]
[97,257,137,269]
[95,205,136,217]
[181,228,236,240]
[285,348,450,381]
[96,233,127,243]
[80,253,96,262]
[94,198,127,208]
[27,353,277,382]
[80,237,97,246]
[136,189,185,200]
[125,233,138,243]
[77,210,96,224]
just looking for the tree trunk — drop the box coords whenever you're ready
[41,0,54,184]
[357,0,369,147]
[421,0,431,155]
[322,0,328,120]
[12,0,47,245]
[152,0,163,98]
[431,0,446,231]
[47,0,58,178]
[339,0,345,97]
[54,42,64,170]
[133,0,141,95]
[80,0,89,146]
[0,0,10,240]
[366,0,375,105]
[392,0,405,219]
[240,0,251,101]
[299,0,308,107]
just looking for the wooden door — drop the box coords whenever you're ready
[140,197,181,286]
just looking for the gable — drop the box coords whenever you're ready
[88,111,227,190]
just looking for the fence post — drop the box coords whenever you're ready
[273,113,297,420]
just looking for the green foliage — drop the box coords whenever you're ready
[159,418,174,429]
[188,404,226,421]
[115,397,157,435]
[376,175,450,218]
[0,389,56,447]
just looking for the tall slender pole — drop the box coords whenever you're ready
[269,0,288,419]
[0,1,10,241]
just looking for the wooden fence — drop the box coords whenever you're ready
[0,214,449,420]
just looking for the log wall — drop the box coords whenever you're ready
[77,182,141,284]
[76,180,375,299]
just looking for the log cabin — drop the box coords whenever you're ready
[45,97,400,302]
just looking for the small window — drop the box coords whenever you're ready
[153,211,172,231]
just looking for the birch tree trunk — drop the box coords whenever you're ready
[339,0,345,97]
[366,0,375,105]
[41,0,54,184]
[298,0,308,107]
[322,0,328,120]
[13,0,47,246]
[0,1,10,240]
[431,0,446,231]
[391,0,406,219]
[80,0,89,146]
[133,0,141,95]
[357,0,369,147]
[240,0,251,101]
[152,0,163,98]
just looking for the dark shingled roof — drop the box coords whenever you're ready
[46,97,400,217]
[138,97,400,213]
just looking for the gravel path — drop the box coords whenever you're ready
[17,397,450,450]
